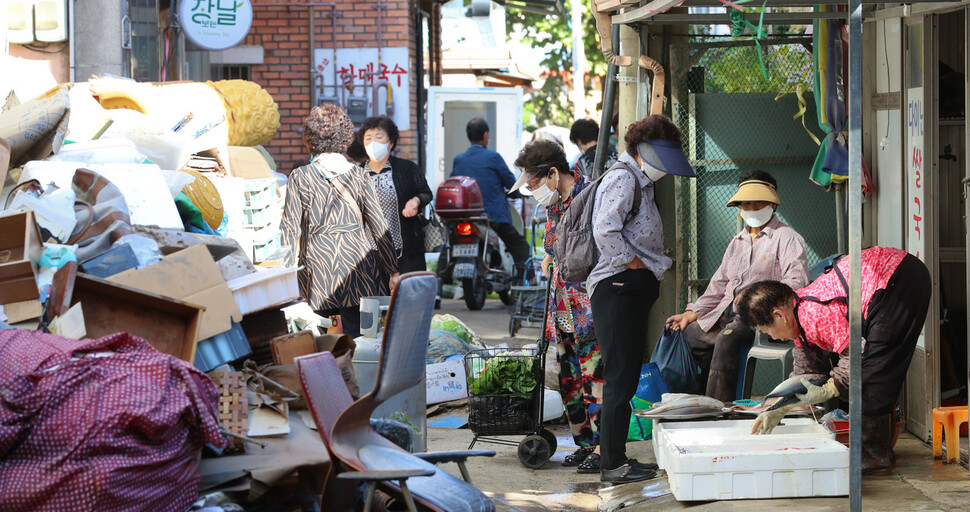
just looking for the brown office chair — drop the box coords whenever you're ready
[301,272,495,512]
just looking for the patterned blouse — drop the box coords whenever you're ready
[791,246,909,390]
[686,215,809,332]
[365,161,404,253]
[587,152,671,299]
[543,174,595,342]
[794,246,908,354]
[281,162,398,314]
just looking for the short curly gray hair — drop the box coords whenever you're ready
[303,104,355,156]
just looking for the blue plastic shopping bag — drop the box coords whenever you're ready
[627,362,669,441]
[649,328,702,393]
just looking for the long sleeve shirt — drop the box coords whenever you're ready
[587,152,671,299]
[451,144,516,224]
[791,246,909,390]
[687,215,810,332]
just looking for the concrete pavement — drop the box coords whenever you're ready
[432,298,970,511]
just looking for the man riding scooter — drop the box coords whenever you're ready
[451,118,531,280]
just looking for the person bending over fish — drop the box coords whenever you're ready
[735,246,930,475]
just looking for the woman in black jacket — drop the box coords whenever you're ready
[358,116,433,273]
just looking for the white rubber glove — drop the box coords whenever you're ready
[794,377,840,406]
[751,405,795,435]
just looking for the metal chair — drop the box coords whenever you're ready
[322,272,496,512]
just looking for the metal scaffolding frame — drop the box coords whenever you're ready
[606,0,961,509]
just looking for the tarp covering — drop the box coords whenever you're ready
[0,329,225,512]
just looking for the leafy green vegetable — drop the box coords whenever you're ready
[467,355,537,396]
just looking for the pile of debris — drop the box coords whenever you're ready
[0,79,356,511]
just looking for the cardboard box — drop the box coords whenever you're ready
[1,299,43,323]
[228,146,275,179]
[108,245,243,341]
[426,359,468,405]
[0,210,43,304]
[72,273,203,362]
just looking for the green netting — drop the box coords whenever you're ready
[672,38,839,310]
[669,38,841,394]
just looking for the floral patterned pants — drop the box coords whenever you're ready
[556,331,604,448]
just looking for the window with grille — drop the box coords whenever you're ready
[211,64,251,81]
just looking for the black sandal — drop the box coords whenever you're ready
[576,453,601,474]
[563,447,593,467]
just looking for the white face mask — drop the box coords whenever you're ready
[641,161,667,182]
[531,172,560,207]
[739,205,774,228]
[365,141,390,162]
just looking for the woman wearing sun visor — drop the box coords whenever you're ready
[666,170,809,402]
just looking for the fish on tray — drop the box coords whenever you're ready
[638,394,725,415]
[762,373,828,411]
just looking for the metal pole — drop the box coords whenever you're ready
[848,0,863,509]
[834,184,847,254]
[310,6,316,107]
[592,25,621,179]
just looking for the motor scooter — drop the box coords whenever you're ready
[435,176,515,310]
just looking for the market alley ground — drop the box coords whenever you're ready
[432,299,970,511]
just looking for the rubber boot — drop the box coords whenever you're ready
[861,414,893,476]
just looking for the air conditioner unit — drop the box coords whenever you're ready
[34,0,67,43]
[7,1,34,44]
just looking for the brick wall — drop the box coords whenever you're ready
[247,0,439,174]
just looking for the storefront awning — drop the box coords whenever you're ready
[609,0,961,25]
[496,0,566,15]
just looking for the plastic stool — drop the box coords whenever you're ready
[740,332,794,399]
[932,406,969,463]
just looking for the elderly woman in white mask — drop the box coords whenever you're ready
[666,170,809,402]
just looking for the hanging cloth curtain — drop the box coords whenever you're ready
[811,6,875,195]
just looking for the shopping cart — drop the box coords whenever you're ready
[466,276,556,468]
[508,204,549,338]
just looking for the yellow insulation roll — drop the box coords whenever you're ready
[209,79,280,147]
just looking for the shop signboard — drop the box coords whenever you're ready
[906,87,924,261]
[313,47,411,130]
[179,0,253,51]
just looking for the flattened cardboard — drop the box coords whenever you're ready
[228,146,274,179]
[271,330,315,365]
[0,137,10,190]
[2,299,42,323]
[108,244,243,341]
[72,273,203,362]
[0,210,42,304]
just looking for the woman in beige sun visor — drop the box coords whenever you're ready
[665,170,809,402]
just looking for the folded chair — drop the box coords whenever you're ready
[300,272,495,512]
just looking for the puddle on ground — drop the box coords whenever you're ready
[599,477,671,502]
[489,475,672,512]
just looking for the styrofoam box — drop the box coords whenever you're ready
[666,436,849,501]
[426,359,467,404]
[226,267,300,315]
[653,418,833,470]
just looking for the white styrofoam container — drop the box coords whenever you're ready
[426,359,468,404]
[353,336,427,453]
[653,418,833,470]
[665,434,849,501]
[226,267,300,315]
